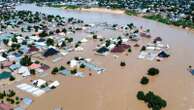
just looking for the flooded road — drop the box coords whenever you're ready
[15,4,194,110]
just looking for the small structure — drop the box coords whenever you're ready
[80,38,88,43]
[9,63,21,71]
[48,81,60,88]
[69,60,79,68]
[74,72,85,78]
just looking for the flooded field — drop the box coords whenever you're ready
[14,4,194,110]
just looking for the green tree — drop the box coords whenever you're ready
[51,67,59,75]
[148,68,160,76]
[140,76,149,85]
[128,48,132,53]
[120,61,126,67]
[9,76,15,81]
[46,38,54,46]
[30,69,36,75]
[20,55,32,66]
[137,91,145,100]
[70,69,77,75]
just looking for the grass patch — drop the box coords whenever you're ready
[48,4,80,10]
[125,10,138,16]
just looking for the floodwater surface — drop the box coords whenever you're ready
[14,4,194,110]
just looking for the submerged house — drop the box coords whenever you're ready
[140,31,151,38]
[0,71,12,80]
[0,32,14,41]
[18,66,30,77]
[111,44,130,53]
[59,69,71,76]
[28,46,39,54]
[96,47,109,55]
[158,51,170,58]
[43,48,59,57]
[9,63,21,71]
[153,37,162,43]
[0,55,7,63]
[79,60,105,74]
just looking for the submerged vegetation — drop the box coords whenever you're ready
[138,67,166,110]
[140,76,149,85]
[137,91,167,110]
[125,10,138,16]
[148,68,160,76]
[47,3,80,9]
[0,90,21,105]
[144,14,194,29]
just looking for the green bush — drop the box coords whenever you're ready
[137,91,167,110]
[140,76,149,85]
[51,67,59,75]
[9,76,15,81]
[59,66,66,71]
[148,68,159,76]
[141,46,146,51]
[93,35,98,39]
[46,38,54,46]
[137,91,145,100]
[70,69,77,75]
[20,55,32,66]
[80,64,85,68]
[128,48,132,53]
[30,69,36,75]
[120,61,126,67]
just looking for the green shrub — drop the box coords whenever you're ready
[140,76,149,85]
[80,64,85,68]
[128,48,132,53]
[137,91,167,110]
[51,67,59,75]
[70,69,77,75]
[147,68,160,76]
[9,76,15,81]
[120,61,126,67]
[137,91,145,100]
[30,69,36,75]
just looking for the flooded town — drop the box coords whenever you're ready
[0,0,194,110]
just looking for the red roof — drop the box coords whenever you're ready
[29,63,41,69]
[111,44,130,53]
[2,61,12,67]
[28,46,39,53]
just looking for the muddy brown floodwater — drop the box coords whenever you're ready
[14,4,194,110]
